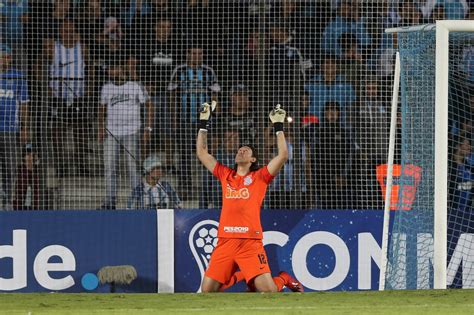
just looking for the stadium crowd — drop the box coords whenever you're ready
[0,0,472,210]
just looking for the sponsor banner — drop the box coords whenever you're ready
[0,211,157,292]
[174,209,385,292]
[2,209,471,292]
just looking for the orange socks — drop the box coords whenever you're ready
[273,275,285,292]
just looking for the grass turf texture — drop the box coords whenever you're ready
[0,290,473,315]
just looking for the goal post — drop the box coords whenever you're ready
[379,51,401,291]
[381,20,474,290]
[434,19,474,290]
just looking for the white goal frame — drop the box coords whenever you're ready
[380,20,474,290]
[433,20,474,290]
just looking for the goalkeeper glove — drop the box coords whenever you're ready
[198,100,217,131]
[269,104,286,134]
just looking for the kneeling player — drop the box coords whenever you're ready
[196,102,303,293]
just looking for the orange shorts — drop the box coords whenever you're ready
[205,238,271,284]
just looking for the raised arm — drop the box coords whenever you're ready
[196,102,218,173]
[267,105,289,176]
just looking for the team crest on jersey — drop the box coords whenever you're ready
[243,176,253,186]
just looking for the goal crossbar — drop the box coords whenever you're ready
[380,20,474,290]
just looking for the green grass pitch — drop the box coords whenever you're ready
[0,290,473,315]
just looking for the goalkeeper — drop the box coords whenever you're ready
[196,101,304,293]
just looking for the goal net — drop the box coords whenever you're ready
[382,21,474,290]
[0,1,471,216]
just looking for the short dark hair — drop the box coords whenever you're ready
[107,54,127,68]
[324,101,341,113]
[322,54,339,65]
[186,38,204,51]
[230,84,248,95]
[339,32,357,53]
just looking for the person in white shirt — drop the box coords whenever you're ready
[98,58,154,209]
[127,155,182,209]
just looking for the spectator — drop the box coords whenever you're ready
[447,136,473,288]
[44,19,91,177]
[450,48,473,141]
[301,114,320,208]
[420,0,469,20]
[267,22,310,113]
[0,44,29,210]
[215,84,258,145]
[398,0,423,26]
[23,1,52,77]
[304,54,355,123]
[266,127,304,209]
[181,0,231,87]
[350,78,391,209]
[266,22,309,195]
[468,4,474,20]
[94,16,138,87]
[364,0,398,91]
[304,1,334,62]
[102,16,124,47]
[47,0,72,39]
[135,16,180,159]
[98,57,154,209]
[119,0,154,28]
[127,155,182,209]
[450,137,473,210]
[13,143,40,210]
[459,41,474,87]
[75,0,105,49]
[339,32,367,96]
[368,32,398,100]
[321,0,372,57]
[429,3,447,22]
[269,0,313,59]
[168,42,220,199]
[313,102,351,209]
[137,17,180,92]
[128,0,177,48]
[0,0,29,69]
[237,28,267,87]
[365,0,399,43]
[180,0,217,48]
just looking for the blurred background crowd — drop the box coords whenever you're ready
[0,0,472,210]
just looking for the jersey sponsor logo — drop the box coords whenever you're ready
[243,176,253,186]
[0,89,14,98]
[223,226,249,233]
[225,185,250,199]
[110,94,132,106]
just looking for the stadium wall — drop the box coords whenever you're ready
[0,210,472,293]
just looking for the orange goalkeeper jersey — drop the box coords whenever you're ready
[213,162,275,239]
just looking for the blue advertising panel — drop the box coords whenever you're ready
[174,209,385,292]
[0,211,157,293]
